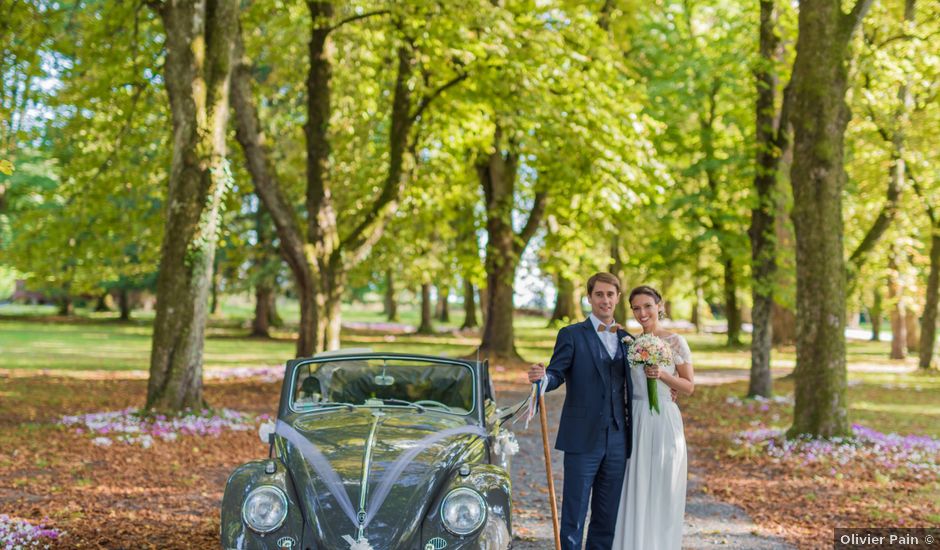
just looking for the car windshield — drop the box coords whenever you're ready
[290,357,475,415]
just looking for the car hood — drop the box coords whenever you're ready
[279,408,486,548]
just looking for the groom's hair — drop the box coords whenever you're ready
[586,272,622,295]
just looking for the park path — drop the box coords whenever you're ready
[499,382,794,550]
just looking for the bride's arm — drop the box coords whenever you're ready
[658,361,694,396]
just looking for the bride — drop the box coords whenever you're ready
[612,285,695,550]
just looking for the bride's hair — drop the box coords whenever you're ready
[628,285,667,320]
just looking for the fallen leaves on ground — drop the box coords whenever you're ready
[2,370,937,548]
[0,375,278,549]
[683,383,940,549]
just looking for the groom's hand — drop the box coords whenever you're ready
[527,363,546,383]
[671,388,679,403]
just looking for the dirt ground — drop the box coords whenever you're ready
[0,372,792,549]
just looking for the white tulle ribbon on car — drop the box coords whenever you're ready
[522,379,547,430]
[361,424,488,527]
[342,535,374,550]
[275,420,358,525]
[275,419,487,540]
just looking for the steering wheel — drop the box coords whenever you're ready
[413,400,452,411]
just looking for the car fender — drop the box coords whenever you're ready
[220,460,304,550]
[420,464,512,550]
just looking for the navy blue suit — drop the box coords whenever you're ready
[544,318,634,550]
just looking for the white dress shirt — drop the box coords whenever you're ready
[589,313,619,359]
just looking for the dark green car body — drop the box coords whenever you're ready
[220,353,519,550]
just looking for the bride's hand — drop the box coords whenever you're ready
[644,365,660,379]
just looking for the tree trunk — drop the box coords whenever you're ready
[251,284,274,337]
[787,0,872,438]
[905,306,919,353]
[267,291,282,327]
[232,29,319,356]
[771,301,796,346]
[461,279,478,329]
[847,309,861,329]
[919,228,940,369]
[748,0,786,398]
[691,289,702,331]
[477,128,547,360]
[95,292,111,312]
[210,264,221,315]
[58,295,73,316]
[870,287,882,341]
[889,305,906,359]
[749,290,773,396]
[147,0,238,412]
[549,273,580,326]
[479,282,489,327]
[771,153,797,348]
[888,256,907,359]
[436,285,450,322]
[723,258,741,346]
[693,263,705,333]
[320,268,344,351]
[384,269,399,322]
[119,288,131,321]
[418,283,434,334]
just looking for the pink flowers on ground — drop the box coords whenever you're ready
[732,424,940,480]
[59,408,266,448]
[0,515,62,549]
[204,366,283,383]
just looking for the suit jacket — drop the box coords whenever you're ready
[545,318,634,457]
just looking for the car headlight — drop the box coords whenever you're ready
[242,486,288,533]
[441,487,486,535]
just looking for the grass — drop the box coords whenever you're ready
[1,300,937,438]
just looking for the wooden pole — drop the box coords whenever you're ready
[538,391,562,550]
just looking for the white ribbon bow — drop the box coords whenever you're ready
[342,535,374,550]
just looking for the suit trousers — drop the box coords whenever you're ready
[560,423,627,550]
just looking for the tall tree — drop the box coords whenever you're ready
[461,279,478,330]
[549,273,581,326]
[384,269,399,322]
[232,2,468,355]
[887,254,908,359]
[915,174,940,369]
[628,0,755,348]
[470,3,654,359]
[417,282,434,334]
[7,2,167,317]
[436,285,450,322]
[748,0,794,397]
[476,131,547,359]
[146,0,238,411]
[787,0,873,438]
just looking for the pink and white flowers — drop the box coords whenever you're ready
[733,424,940,480]
[626,333,672,414]
[0,515,62,549]
[59,408,269,448]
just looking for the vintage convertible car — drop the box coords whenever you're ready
[221,351,524,550]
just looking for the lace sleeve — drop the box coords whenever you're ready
[671,335,692,366]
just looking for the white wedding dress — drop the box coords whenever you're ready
[612,333,690,550]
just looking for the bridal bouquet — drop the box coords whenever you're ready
[625,333,671,414]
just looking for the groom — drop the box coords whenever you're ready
[527,272,633,550]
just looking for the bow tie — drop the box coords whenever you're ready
[597,322,621,333]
